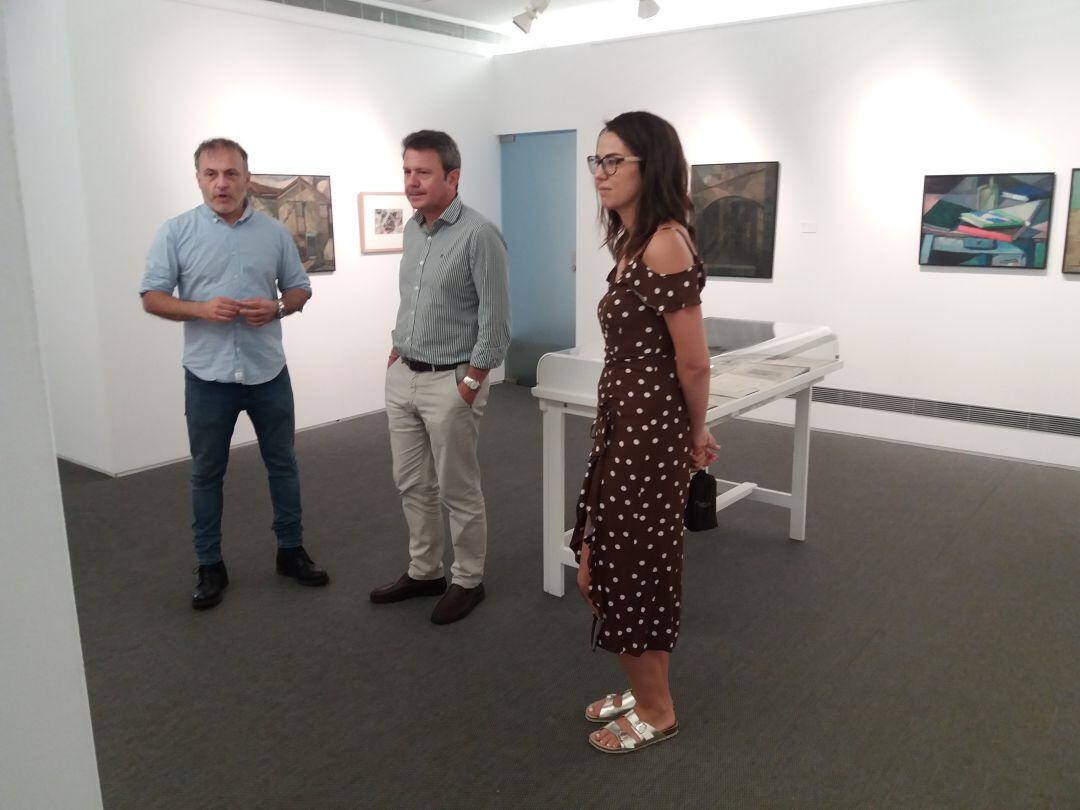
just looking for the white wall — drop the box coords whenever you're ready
[9,0,502,475]
[492,0,1080,468]
[0,7,103,807]
[10,0,1080,477]
[5,0,116,472]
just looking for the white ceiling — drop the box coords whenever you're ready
[386,0,571,26]
[381,0,923,51]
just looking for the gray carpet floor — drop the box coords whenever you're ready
[60,383,1080,809]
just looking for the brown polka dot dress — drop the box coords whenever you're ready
[571,250,706,656]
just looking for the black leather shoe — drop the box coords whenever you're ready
[369,572,447,604]
[430,583,485,625]
[276,546,330,586]
[192,561,229,610]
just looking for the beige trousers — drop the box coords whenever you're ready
[385,359,491,588]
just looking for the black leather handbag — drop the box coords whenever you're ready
[684,469,718,532]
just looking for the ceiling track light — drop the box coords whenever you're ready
[638,0,660,19]
[513,0,550,34]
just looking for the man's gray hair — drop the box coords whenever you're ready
[194,137,249,170]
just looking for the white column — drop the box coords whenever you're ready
[0,5,103,805]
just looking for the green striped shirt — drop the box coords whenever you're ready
[392,196,511,369]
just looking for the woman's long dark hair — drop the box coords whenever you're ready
[599,111,695,263]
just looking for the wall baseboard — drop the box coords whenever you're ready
[809,387,1080,438]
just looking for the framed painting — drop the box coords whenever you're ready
[919,173,1054,269]
[249,174,335,273]
[690,161,779,279]
[1063,169,1080,274]
[359,192,413,254]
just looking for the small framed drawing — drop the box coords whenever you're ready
[1063,169,1080,273]
[358,192,413,254]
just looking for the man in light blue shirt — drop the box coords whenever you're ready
[141,137,329,610]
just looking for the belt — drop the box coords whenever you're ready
[400,356,462,373]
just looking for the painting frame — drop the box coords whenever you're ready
[690,161,780,280]
[1063,168,1080,274]
[358,192,413,254]
[919,172,1055,270]
[249,174,335,273]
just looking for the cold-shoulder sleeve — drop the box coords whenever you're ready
[619,260,705,312]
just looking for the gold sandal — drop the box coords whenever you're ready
[584,689,635,723]
[588,708,679,754]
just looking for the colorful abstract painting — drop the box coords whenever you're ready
[1063,169,1080,274]
[250,174,335,273]
[691,162,779,279]
[920,173,1053,269]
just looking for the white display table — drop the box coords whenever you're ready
[531,318,843,596]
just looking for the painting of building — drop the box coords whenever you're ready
[250,174,335,273]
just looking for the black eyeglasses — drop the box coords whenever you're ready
[587,154,643,176]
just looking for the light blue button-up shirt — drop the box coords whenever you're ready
[141,203,311,385]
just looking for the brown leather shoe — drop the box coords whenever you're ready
[369,572,447,604]
[430,583,485,625]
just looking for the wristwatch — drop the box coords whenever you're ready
[275,299,286,319]
[461,375,481,391]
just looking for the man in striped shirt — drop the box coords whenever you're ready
[370,130,511,625]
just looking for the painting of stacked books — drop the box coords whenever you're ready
[920,173,1054,268]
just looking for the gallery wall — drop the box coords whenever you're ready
[8,0,1080,477]
[491,0,1080,468]
[6,0,116,471]
[7,0,502,475]
[0,5,103,805]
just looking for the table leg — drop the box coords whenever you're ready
[789,387,811,541]
[542,405,567,595]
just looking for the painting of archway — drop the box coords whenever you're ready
[691,162,779,279]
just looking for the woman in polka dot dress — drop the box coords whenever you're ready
[573,111,720,754]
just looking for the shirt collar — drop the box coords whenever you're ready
[201,199,254,225]
[413,195,463,230]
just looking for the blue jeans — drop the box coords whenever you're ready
[184,366,303,565]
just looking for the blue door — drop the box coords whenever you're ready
[500,130,576,386]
